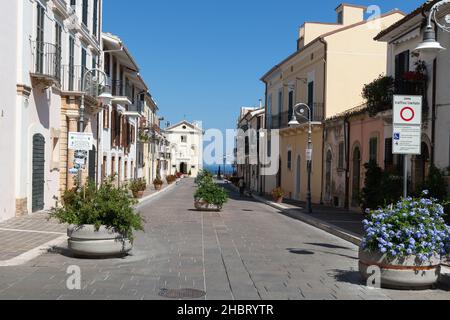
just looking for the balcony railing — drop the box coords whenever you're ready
[31,41,61,82]
[269,102,324,129]
[61,65,106,98]
[111,80,133,101]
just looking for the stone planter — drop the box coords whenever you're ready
[132,190,144,199]
[154,183,162,191]
[67,225,132,258]
[274,197,283,204]
[359,249,441,290]
[194,199,221,212]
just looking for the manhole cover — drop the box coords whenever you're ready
[158,288,206,299]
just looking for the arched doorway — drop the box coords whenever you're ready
[180,162,188,174]
[352,146,361,207]
[325,150,332,202]
[32,134,45,212]
[295,156,301,200]
[276,157,282,188]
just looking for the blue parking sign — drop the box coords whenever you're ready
[394,133,400,140]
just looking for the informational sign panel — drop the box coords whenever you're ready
[68,132,93,151]
[392,95,422,155]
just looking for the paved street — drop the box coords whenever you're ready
[0,178,449,300]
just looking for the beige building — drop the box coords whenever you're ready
[261,3,405,203]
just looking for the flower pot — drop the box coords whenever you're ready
[274,197,283,204]
[359,248,441,290]
[194,199,221,212]
[132,190,144,199]
[154,183,162,191]
[67,225,132,258]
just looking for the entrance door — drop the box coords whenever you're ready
[325,150,332,202]
[32,134,45,212]
[180,162,188,174]
[352,147,361,207]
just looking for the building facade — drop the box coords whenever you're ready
[165,121,203,178]
[0,0,103,221]
[261,3,404,204]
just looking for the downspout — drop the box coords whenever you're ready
[344,116,350,209]
[319,38,328,205]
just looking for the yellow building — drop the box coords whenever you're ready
[261,3,404,204]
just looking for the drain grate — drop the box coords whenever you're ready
[158,288,206,299]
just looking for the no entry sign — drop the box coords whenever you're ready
[392,95,422,155]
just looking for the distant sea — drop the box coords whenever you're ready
[203,164,235,175]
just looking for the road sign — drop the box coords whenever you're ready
[393,95,422,155]
[393,95,422,125]
[393,125,422,155]
[68,132,93,151]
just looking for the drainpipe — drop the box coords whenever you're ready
[319,38,328,205]
[344,116,350,209]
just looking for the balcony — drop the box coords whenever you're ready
[61,65,108,103]
[270,102,324,129]
[111,80,133,102]
[30,41,61,86]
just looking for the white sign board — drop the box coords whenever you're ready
[68,132,93,151]
[393,95,422,155]
[306,149,313,161]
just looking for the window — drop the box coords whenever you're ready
[55,22,62,79]
[278,90,283,127]
[81,47,87,79]
[104,52,110,76]
[181,135,187,143]
[395,50,410,79]
[70,0,76,8]
[337,11,343,24]
[385,138,393,168]
[103,106,109,129]
[36,4,45,73]
[288,90,294,121]
[369,137,378,163]
[287,151,292,170]
[69,36,75,90]
[338,142,345,169]
[82,0,88,27]
[308,81,314,109]
[267,94,272,129]
[92,54,98,69]
[93,0,98,37]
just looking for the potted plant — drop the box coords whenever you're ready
[194,175,228,211]
[50,179,144,258]
[166,175,176,185]
[129,178,146,199]
[272,187,285,204]
[153,176,163,191]
[359,191,450,290]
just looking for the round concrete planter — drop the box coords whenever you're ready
[359,249,441,290]
[132,190,144,199]
[67,225,132,258]
[194,199,221,212]
[154,183,162,191]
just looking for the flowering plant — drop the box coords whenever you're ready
[361,191,450,262]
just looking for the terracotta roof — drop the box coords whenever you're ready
[374,0,438,40]
[326,104,369,121]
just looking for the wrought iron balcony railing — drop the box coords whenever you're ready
[31,41,61,82]
[269,102,324,129]
[61,65,108,98]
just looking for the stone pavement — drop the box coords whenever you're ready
[0,178,449,300]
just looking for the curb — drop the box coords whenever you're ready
[251,194,362,246]
[440,267,450,288]
[137,179,178,206]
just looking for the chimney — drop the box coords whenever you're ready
[335,3,366,26]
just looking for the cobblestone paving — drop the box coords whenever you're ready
[0,179,449,300]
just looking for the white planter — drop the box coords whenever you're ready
[194,200,221,212]
[67,225,132,258]
[359,249,441,290]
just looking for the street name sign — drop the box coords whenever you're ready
[68,132,93,151]
[392,95,422,155]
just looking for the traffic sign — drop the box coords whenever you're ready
[393,95,422,125]
[68,132,93,151]
[392,125,422,155]
[306,149,313,161]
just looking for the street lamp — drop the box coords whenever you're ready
[289,103,313,214]
[77,68,112,188]
[414,0,450,58]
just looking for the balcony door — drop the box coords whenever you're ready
[36,5,45,74]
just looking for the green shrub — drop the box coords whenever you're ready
[272,187,285,199]
[194,176,228,209]
[416,165,448,201]
[50,179,144,243]
[129,178,146,194]
[362,74,395,116]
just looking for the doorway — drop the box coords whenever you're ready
[352,147,361,207]
[180,162,188,174]
[295,156,301,200]
[32,134,45,212]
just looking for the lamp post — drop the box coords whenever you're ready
[414,1,450,57]
[77,68,113,189]
[289,103,313,214]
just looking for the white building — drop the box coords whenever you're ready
[165,121,203,177]
[0,0,102,221]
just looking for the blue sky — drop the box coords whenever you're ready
[103,0,424,134]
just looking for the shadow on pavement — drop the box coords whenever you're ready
[287,248,315,255]
[305,242,352,250]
